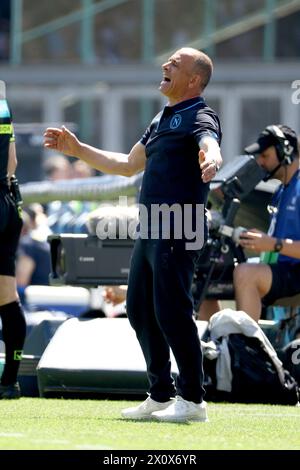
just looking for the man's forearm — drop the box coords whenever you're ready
[276,238,300,259]
[77,143,132,176]
[44,127,146,177]
[7,142,17,178]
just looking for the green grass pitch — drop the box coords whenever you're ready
[0,398,299,450]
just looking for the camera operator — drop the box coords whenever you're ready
[234,125,300,322]
[0,82,26,399]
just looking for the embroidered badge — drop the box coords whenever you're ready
[170,114,182,129]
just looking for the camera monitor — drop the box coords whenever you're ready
[48,234,134,287]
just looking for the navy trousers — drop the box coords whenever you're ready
[126,237,205,403]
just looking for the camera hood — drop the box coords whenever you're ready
[210,154,267,201]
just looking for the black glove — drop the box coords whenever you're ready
[10,175,23,207]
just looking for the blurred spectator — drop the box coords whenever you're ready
[16,204,52,304]
[69,160,97,233]
[43,155,73,232]
[43,158,98,234]
[72,159,95,178]
[43,154,72,181]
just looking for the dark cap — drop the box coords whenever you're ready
[245,124,298,156]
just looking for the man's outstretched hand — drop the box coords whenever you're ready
[44,126,80,157]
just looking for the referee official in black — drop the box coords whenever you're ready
[44,47,222,422]
[0,81,26,399]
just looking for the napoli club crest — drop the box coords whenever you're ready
[170,114,182,129]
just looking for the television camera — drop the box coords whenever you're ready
[192,154,267,308]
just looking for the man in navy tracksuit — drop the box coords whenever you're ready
[0,82,26,399]
[44,47,222,422]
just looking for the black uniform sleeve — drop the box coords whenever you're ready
[140,125,151,146]
[192,108,222,146]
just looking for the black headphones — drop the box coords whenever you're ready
[264,125,295,165]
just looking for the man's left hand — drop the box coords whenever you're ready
[199,149,218,183]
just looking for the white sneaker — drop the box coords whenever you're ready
[152,396,208,423]
[121,396,174,420]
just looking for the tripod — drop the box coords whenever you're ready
[193,197,247,312]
